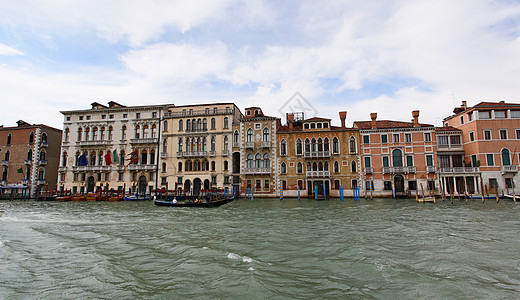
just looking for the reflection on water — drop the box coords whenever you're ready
[1,199,520,299]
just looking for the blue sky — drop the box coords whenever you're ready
[1,0,520,129]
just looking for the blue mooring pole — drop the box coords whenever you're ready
[297,186,300,201]
[340,185,344,201]
[314,185,318,200]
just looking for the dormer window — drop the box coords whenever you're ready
[246,110,251,116]
[310,123,316,129]
[323,123,329,128]
[317,123,322,129]
[304,124,309,129]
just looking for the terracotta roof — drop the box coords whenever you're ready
[303,117,331,122]
[473,101,520,109]
[435,126,462,132]
[353,120,433,129]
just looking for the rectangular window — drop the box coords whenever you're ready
[224,176,229,184]
[282,180,287,190]
[101,114,106,119]
[408,180,417,190]
[265,180,270,190]
[256,180,261,189]
[363,135,370,144]
[460,116,464,124]
[468,112,473,121]
[424,132,431,142]
[495,110,506,118]
[426,155,433,166]
[384,181,392,190]
[364,156,371,168]
[72,186,78,194]
[469,131,475,142]
[489,178,498,189]
[105,173,110,181]
[499,129,507,140]
[450,135,461,146]
[109,114,114,119]
[212,176,217,185]
[516,129,520,139]
[511,111,520,118]
[382,156,389,167]
[135,113,140,119]
[161,177,167,185]
[123,113,127,118]
[505,178,514,189]
[66,116,71,121]
[406,155,413,166]
[484,130,491,140]
[152,112,157,118]
[73,173,78,181]
[381,134,388,144]
[178,177,183,185]
[471,155,478,167]
[393,134,400,143]
[334,180,340,190]
[79,116,84,120]
[438,136,448,147]
[405,133,412,143]
[427,180,435,191]
[486,154,494,166]
[478,111,491,119]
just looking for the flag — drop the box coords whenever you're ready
[78,152,88,166]
[129,150,138,164]
[104,152,112,165]
[112,149,119,163]
[17,167,23,174]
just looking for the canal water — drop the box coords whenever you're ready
[1,198,520,299]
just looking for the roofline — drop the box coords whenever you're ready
[60,104,171,115]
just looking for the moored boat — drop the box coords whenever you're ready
[154,196,235,207]
[504,194,519,201]
[124,195,152,201]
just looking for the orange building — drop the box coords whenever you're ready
[277,111,361,198]
[353,111,438,197]
[443,101,520,195]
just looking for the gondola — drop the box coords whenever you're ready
[154,196,235,208]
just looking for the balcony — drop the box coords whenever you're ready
[160,152,167,159]
[382,166,416,174]
[502,165,518,173]
[21,179,30,185]
[209,151,216,157]
[439,167,480,174]
[164,107,233,118]
[76,140,113,146]
[245,142,255,148]
[261,141,271,148]
[0,180,6,186]
[177,151,207,158]
[24,159,32,165]
[306,170,331,178]
[233,142,240,148]
[304,151,331,159]
[1,160,9,166]
[129,164,156,171]
[38,160,48,166]
[59,166,67,172]
[130,138,158,145]
[242,167,272,174]
[37,179,47,185]
[365,167,373,174]
[222,150,229,156]
[40,142,48,148]
[117,165,125,171]
[427,166,437,173]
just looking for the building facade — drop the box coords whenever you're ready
[0,120,62,195]
[443,101,520,194]
[354,111,438,197]
[277,111,361,198]
[233,107,278,196]
[59,102,165,194]
[160,103,243,194]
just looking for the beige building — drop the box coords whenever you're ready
[59,102,166,194]
[232,107,278,196]
[160,103,243,195]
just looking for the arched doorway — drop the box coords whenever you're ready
[138,175,147,196]
[184,180,191,192]
[394,175,404,193]
[204,179,210,190]
[193,178,202,196]
[87,176,95,193]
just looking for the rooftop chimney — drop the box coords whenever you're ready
[461,101,467,109]
[287,113,294,130]
[339,111,347,128]
[370,113,377,129]
[412,110,420,127]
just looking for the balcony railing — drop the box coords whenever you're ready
[40,142,48,148]
[76,140,113,146]
[177,151,207,158]
[58,166,67,172]
[502,165,518,173]
[439,167,480,174]
[1,160,9,166]
[37,179,47,185]
[304,151,331,158]
[209,151,216,157]
[233,142,240,148]
[160,152,167,159]
[21,179,30,185]
[261,141,271,148]
[38,160,48,166]
[129,164,156,171]
[242,167,272,174]
[130,138,158,145]
[426,166,437,173]
[245,142,255,148]
[382,166,416,174]
[24,159,32,165]
[365,167,373,174]
[164,107,233,118]
[222,150,229,156]
[306,170,331,178]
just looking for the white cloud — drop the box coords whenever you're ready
[0,43,24,56]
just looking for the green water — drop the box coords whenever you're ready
[1,198,520,299]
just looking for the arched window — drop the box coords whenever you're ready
[246,129,253,142]
[39,150,46,161]
[150,150,155,165]
[296,138,302,155]
[163,139,168,153]
[99,127,105,140]
[224,117,229,129]
[255,153,262,168]
[281,162,287,174]
[90,151,96,166]
[98,151,103,166]
[185,160,189,171]
[280,139,287,156]
[162,162,167,172]
[318,162,323,171]
[186,120,190,132]
[311,138,317,152]
[351,161,357,172]
[332,137,339,154]
[141,150,148,165]
[75,152,80,166]
[38,168,45,180]
[62,152,67,166]
[192,119,196,131]
[134,125,140,139]
[349,137,357,153]
[307,162,311,171]
[203,119,207,131]
[324,162,329,171]
[305,138,310,152]
[324,137,330,152]
[334,161,339,173]
[164,120,168,132]
[41,133,47,143]
[29,132,34,143]
[85,128,90,140]
[223,136,229,151]
[224,160,229,170]
[247,154,253,168]
[27,149,32,160]
[264,153,270,168]
[263,128,270,141]
[197,119,202,131]
[318,138,323,152]
[108,126,113,140]
[297,162,303,173]
[211,118,216,130]
[502,148,511,166]
[211,136,216,152]
[176,162,181,172]
[4,150,10,161]
[64,128,70,142]
[92,128,98,140]
[121,125,127,140]
[234,130,239,145]
[151,125,157,138]
[392,149,403,167]
[178,120,183,132]
[178,138,183,152]
[196,137,201,152]
[211,161,216,171]
[143,125,149,138]
[313,162,317,171]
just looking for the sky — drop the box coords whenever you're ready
[1,0,520,129]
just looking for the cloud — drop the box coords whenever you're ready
[0,43,24,56]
